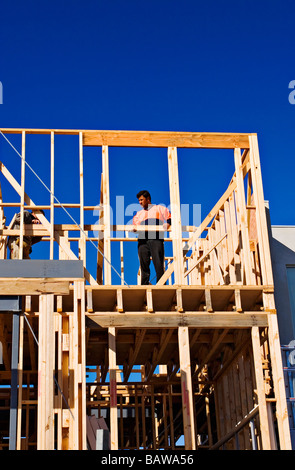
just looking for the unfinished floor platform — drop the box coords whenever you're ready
[0,129,292,450]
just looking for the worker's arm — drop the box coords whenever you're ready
[162,222,171,231]
[162,209,171,231]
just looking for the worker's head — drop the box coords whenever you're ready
[136,190,151,209]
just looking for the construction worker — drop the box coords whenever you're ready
[8,210,44,259]
[133,190,171,285]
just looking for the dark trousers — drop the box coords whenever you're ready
[138,240,165,285]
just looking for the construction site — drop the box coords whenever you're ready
[0,128,292,451]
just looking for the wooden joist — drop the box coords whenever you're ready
[87,312,269,329]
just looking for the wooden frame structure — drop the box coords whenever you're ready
[0,128,292,450]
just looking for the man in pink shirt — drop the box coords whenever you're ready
[133,190,171,285]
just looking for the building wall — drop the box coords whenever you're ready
[269,224,295,345]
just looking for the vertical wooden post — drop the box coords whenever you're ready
[151,384,157,449]
[79,132,86,266]
[108,326,118,449]
[96,174,104,284]
[251,326,272,449]
[141,390,147,448]
[178,326,196,449]
[56,312,62,449]
[0,178,6,258]
[102,145,111,284]
[9,311,20,450]
[224,200,236,284]
[248,134,274,286]
[120,241,124,285]
[16,313,24,449]
[50,131,55,260]
[37,294,55,450]
[79,280,87,450]
[168,384,175,449]
[234,148,255,285]
[69,280,87,449]
[59,231,70,261]
[135,385,140,449]
[163,394,168,448]
[168,147,184,285]
[229,193,242,284]
[19,131,26,259]
[267,312,292,449]
[61,312,70,450]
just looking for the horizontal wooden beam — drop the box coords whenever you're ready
[84,284,271,293]
[0,128,81,136]
[0,278,71,295]
[0,128,251,149]
[83,131,250,149]
[86,312,268,328]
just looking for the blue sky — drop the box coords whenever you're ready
[0,0,295,284]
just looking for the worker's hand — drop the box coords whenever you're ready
[132,225,137,232]
[162,223,170,231]
[32,219,41,224]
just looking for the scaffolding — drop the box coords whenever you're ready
[0,128,292,450]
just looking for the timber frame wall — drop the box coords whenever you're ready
[0,128,292,450]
